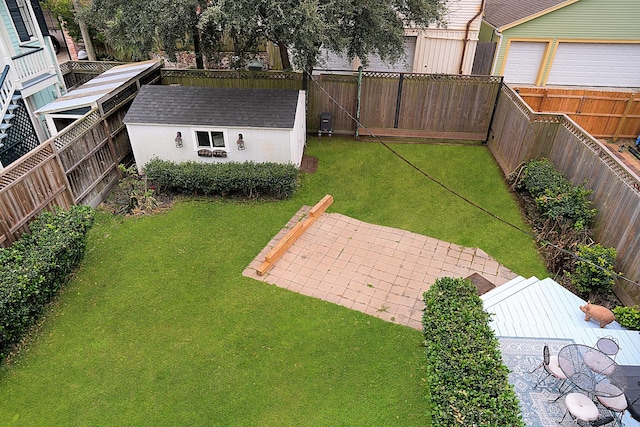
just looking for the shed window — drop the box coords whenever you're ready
[196,131,226,149]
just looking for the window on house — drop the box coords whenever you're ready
[6,0,36,42]
[195,131,226,149]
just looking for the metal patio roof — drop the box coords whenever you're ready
[35,60,162,115]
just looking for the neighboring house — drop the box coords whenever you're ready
[0,0,65,168]
[123,86,306,174]
[480,0,640,87]
[316,0,484,74]
[35,60,163,136]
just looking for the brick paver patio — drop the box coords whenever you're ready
[243,206,517,330]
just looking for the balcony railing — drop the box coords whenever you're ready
[11,47,53,87]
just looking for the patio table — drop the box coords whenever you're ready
[557,344,627,398]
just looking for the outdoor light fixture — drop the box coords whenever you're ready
[175,131,183,148]
[236,133,245,150]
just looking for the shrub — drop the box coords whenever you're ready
[422,277,523,427]
[567,244,617,295]
[103,164,158,215]
[612,306,640,330]
[0,205,95,360]
[144,158,299,199]
[518,159,596,230]
[518,158,567,197]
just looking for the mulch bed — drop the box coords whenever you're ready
[465,273,496,296]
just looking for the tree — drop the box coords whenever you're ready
[199,0,447,70]
[83,0,203,63]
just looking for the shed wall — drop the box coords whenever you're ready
[128,124,296,173]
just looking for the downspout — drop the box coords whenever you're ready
[491,28,503,75]
[459,0,485,74]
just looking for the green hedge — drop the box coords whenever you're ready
[422,277,523,427]
[613,305,640,330]
[0,206,95,359]
[144,158,299,199]
[518,158,596,230]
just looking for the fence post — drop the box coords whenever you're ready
[394,73,405,129]
[612,92,637,142]
[355,66,363,138]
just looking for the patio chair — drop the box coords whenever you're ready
[531,344,567,390]
[595,384,627,427]
[558,393,600,426]
[595,337,620,361]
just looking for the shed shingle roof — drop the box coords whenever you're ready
[123,86,300,129]
[484,0,573,29]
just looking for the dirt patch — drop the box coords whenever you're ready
[300,156,318,173]
[465,273,496,296]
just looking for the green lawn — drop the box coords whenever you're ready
[0,139,546,425]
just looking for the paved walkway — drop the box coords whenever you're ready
[243,207,517,330]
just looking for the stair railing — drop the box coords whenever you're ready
[0,65,16,123]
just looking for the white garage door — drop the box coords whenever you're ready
[316,49,354,72]
[547,43,640,87]
[316,37,416,73]
[503,41,547,84]
[365,37,417,73]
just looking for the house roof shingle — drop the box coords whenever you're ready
[123,85,300,129]
[483,0,573,29]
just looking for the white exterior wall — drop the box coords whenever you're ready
[289,90,306,167]
[128,124,296,174]
[410,0,483,74]
[316,0,483,75]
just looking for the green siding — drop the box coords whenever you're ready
[492,0,640,78]
[505,0,640,40]
[30,86,57,110]
[0,2,21,50]
[478,21,495,42]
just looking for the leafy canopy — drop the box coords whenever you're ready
[78,0,446,67]
[200,0,447,69]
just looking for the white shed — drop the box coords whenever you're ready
[123,86,306,174]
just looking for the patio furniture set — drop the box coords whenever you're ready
[532,337,640,426]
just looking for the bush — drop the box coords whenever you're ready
[103,164,159,215]
[612,306,640,330]
[518,159,596,230]
[567,244,617,296]
[518,158,567,197]
[422,277,523,427]
[0,206,95,360]
[144,158,299,199]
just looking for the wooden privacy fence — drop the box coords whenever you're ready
[514,87,640,141]
[0,141,74,247]
[488,84,640,305]
[161,69,502,141]
[356,73,502,140]
[0,63,160,246]
[161,69,304,90]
